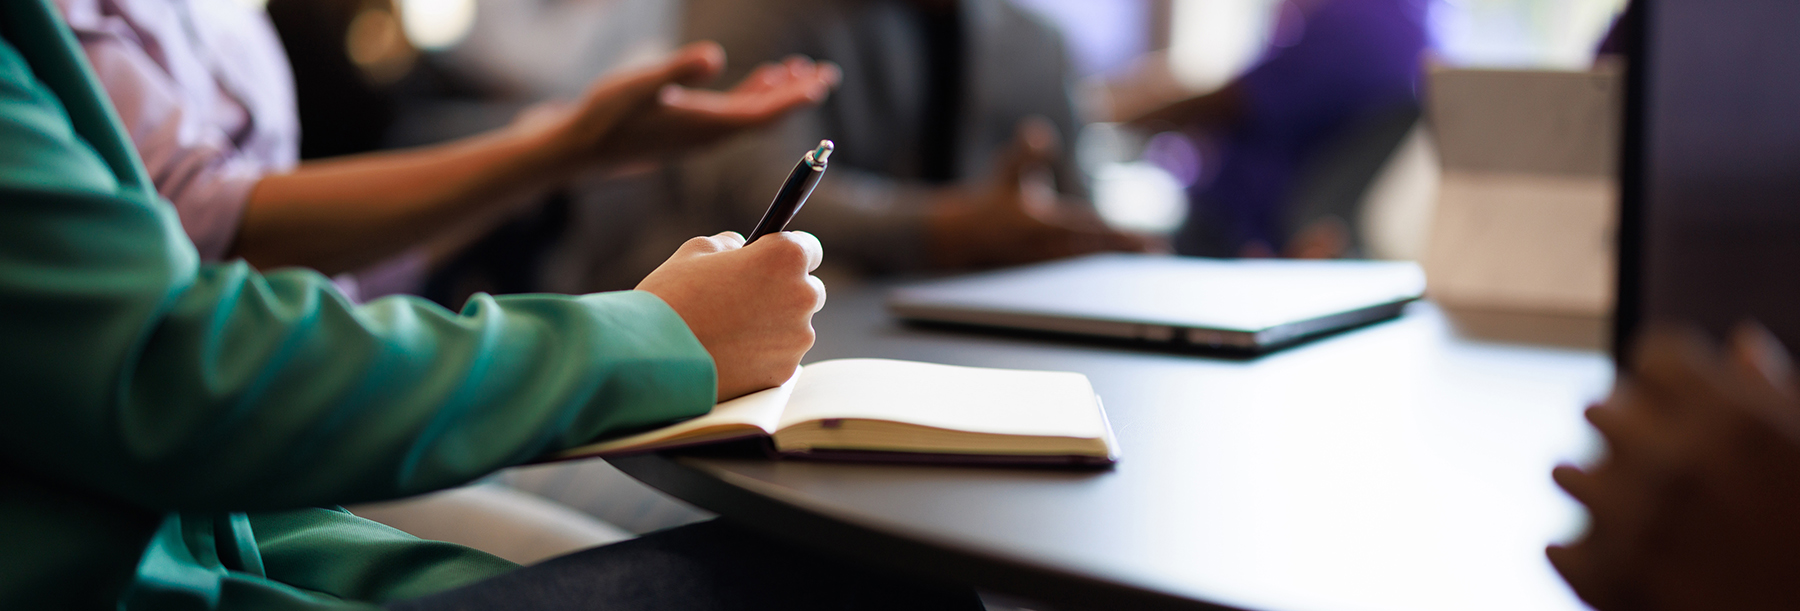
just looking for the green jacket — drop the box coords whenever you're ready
[0,1,716,608]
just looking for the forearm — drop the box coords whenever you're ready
[237,124,576,275]
[7,202,717,511]
[1131,83,1244,130]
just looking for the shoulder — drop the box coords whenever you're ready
[983,0,1064,42]
[975,0,1072,64]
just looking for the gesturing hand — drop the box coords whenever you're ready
[531,41,841,170]
[1549,323,1800,611]
[925,117,1153,269]
[636,231,826,401]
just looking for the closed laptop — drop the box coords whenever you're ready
[888,254,1426,352]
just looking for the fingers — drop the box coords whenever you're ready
[1722,322,1800,446]
[736,62,794,95]
[1551,458,1659,611]
[586,42,726,105]
[1630,326,1730,418]
[661,56,839,122]
[815,61,843,92]
[735,56,816,94]
[971,117,1063,221]
[1014,115,1060,158]
[805,274,827,313]
[995,117,1061,187]
[683,230,820,273]
[675,231,748,257]
[785,231,825,272]
[1285,217,1352,259]
[663,41,727,86]
[742,231,822,271]
[1730,321,1797,396]
[1553,464,1601,507]
[712,230,746,247]
[1547,544,1621,611]
[766,55,839,98]
[743,232,827,315]
[1587,398,1658,448]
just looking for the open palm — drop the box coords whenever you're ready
[543,42,841,168]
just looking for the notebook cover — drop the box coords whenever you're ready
[773,395,1120,468]
[776,448,1115,468]
[559,397,1122,470]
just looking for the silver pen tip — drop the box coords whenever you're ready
[809,140,834,166]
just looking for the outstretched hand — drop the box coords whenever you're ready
[925,117,1153,269]
[1550,323,1800,611]
[635,231,826,401]
[530,41,841,170]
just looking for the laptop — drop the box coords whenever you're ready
[1614,0,1800,361]
[887,254,1425,352]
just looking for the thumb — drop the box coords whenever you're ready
[648,41,727,88]
[995,116,1061,191]
[579,42,726,113]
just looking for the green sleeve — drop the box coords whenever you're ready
[0,24,716,513]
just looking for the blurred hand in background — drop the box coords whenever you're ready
[1551,323,1800,611]
[925,117,1154,270]
[527,42,843,170]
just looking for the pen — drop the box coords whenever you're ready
[747,140,833,243]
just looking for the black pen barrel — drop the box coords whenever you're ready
[747,159,825,243]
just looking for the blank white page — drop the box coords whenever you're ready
[778,359,1102,438]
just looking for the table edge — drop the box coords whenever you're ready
[607,453,1246,611]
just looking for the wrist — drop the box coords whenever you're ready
[925,191,982,269]
[501,111,588,181]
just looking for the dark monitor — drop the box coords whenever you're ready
[1616,0,1800,362]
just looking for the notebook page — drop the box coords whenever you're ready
[778,359,1102,438]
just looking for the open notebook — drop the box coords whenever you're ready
[557,359,1118,466]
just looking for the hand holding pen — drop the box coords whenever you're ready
[636,138,831,399]
[638,141,835,399]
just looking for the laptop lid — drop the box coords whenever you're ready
[888,254,1425,352]
[1615,0,1800,362]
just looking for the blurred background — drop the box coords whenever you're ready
[252,0,1629,323]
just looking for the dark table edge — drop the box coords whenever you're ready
[607,453,1247,611]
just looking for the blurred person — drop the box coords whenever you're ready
[54,0,839,300]
[1130,0,1429,259]
[539,0,1149,292]
[1549,323,1800,611]
[1,2,989,609]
